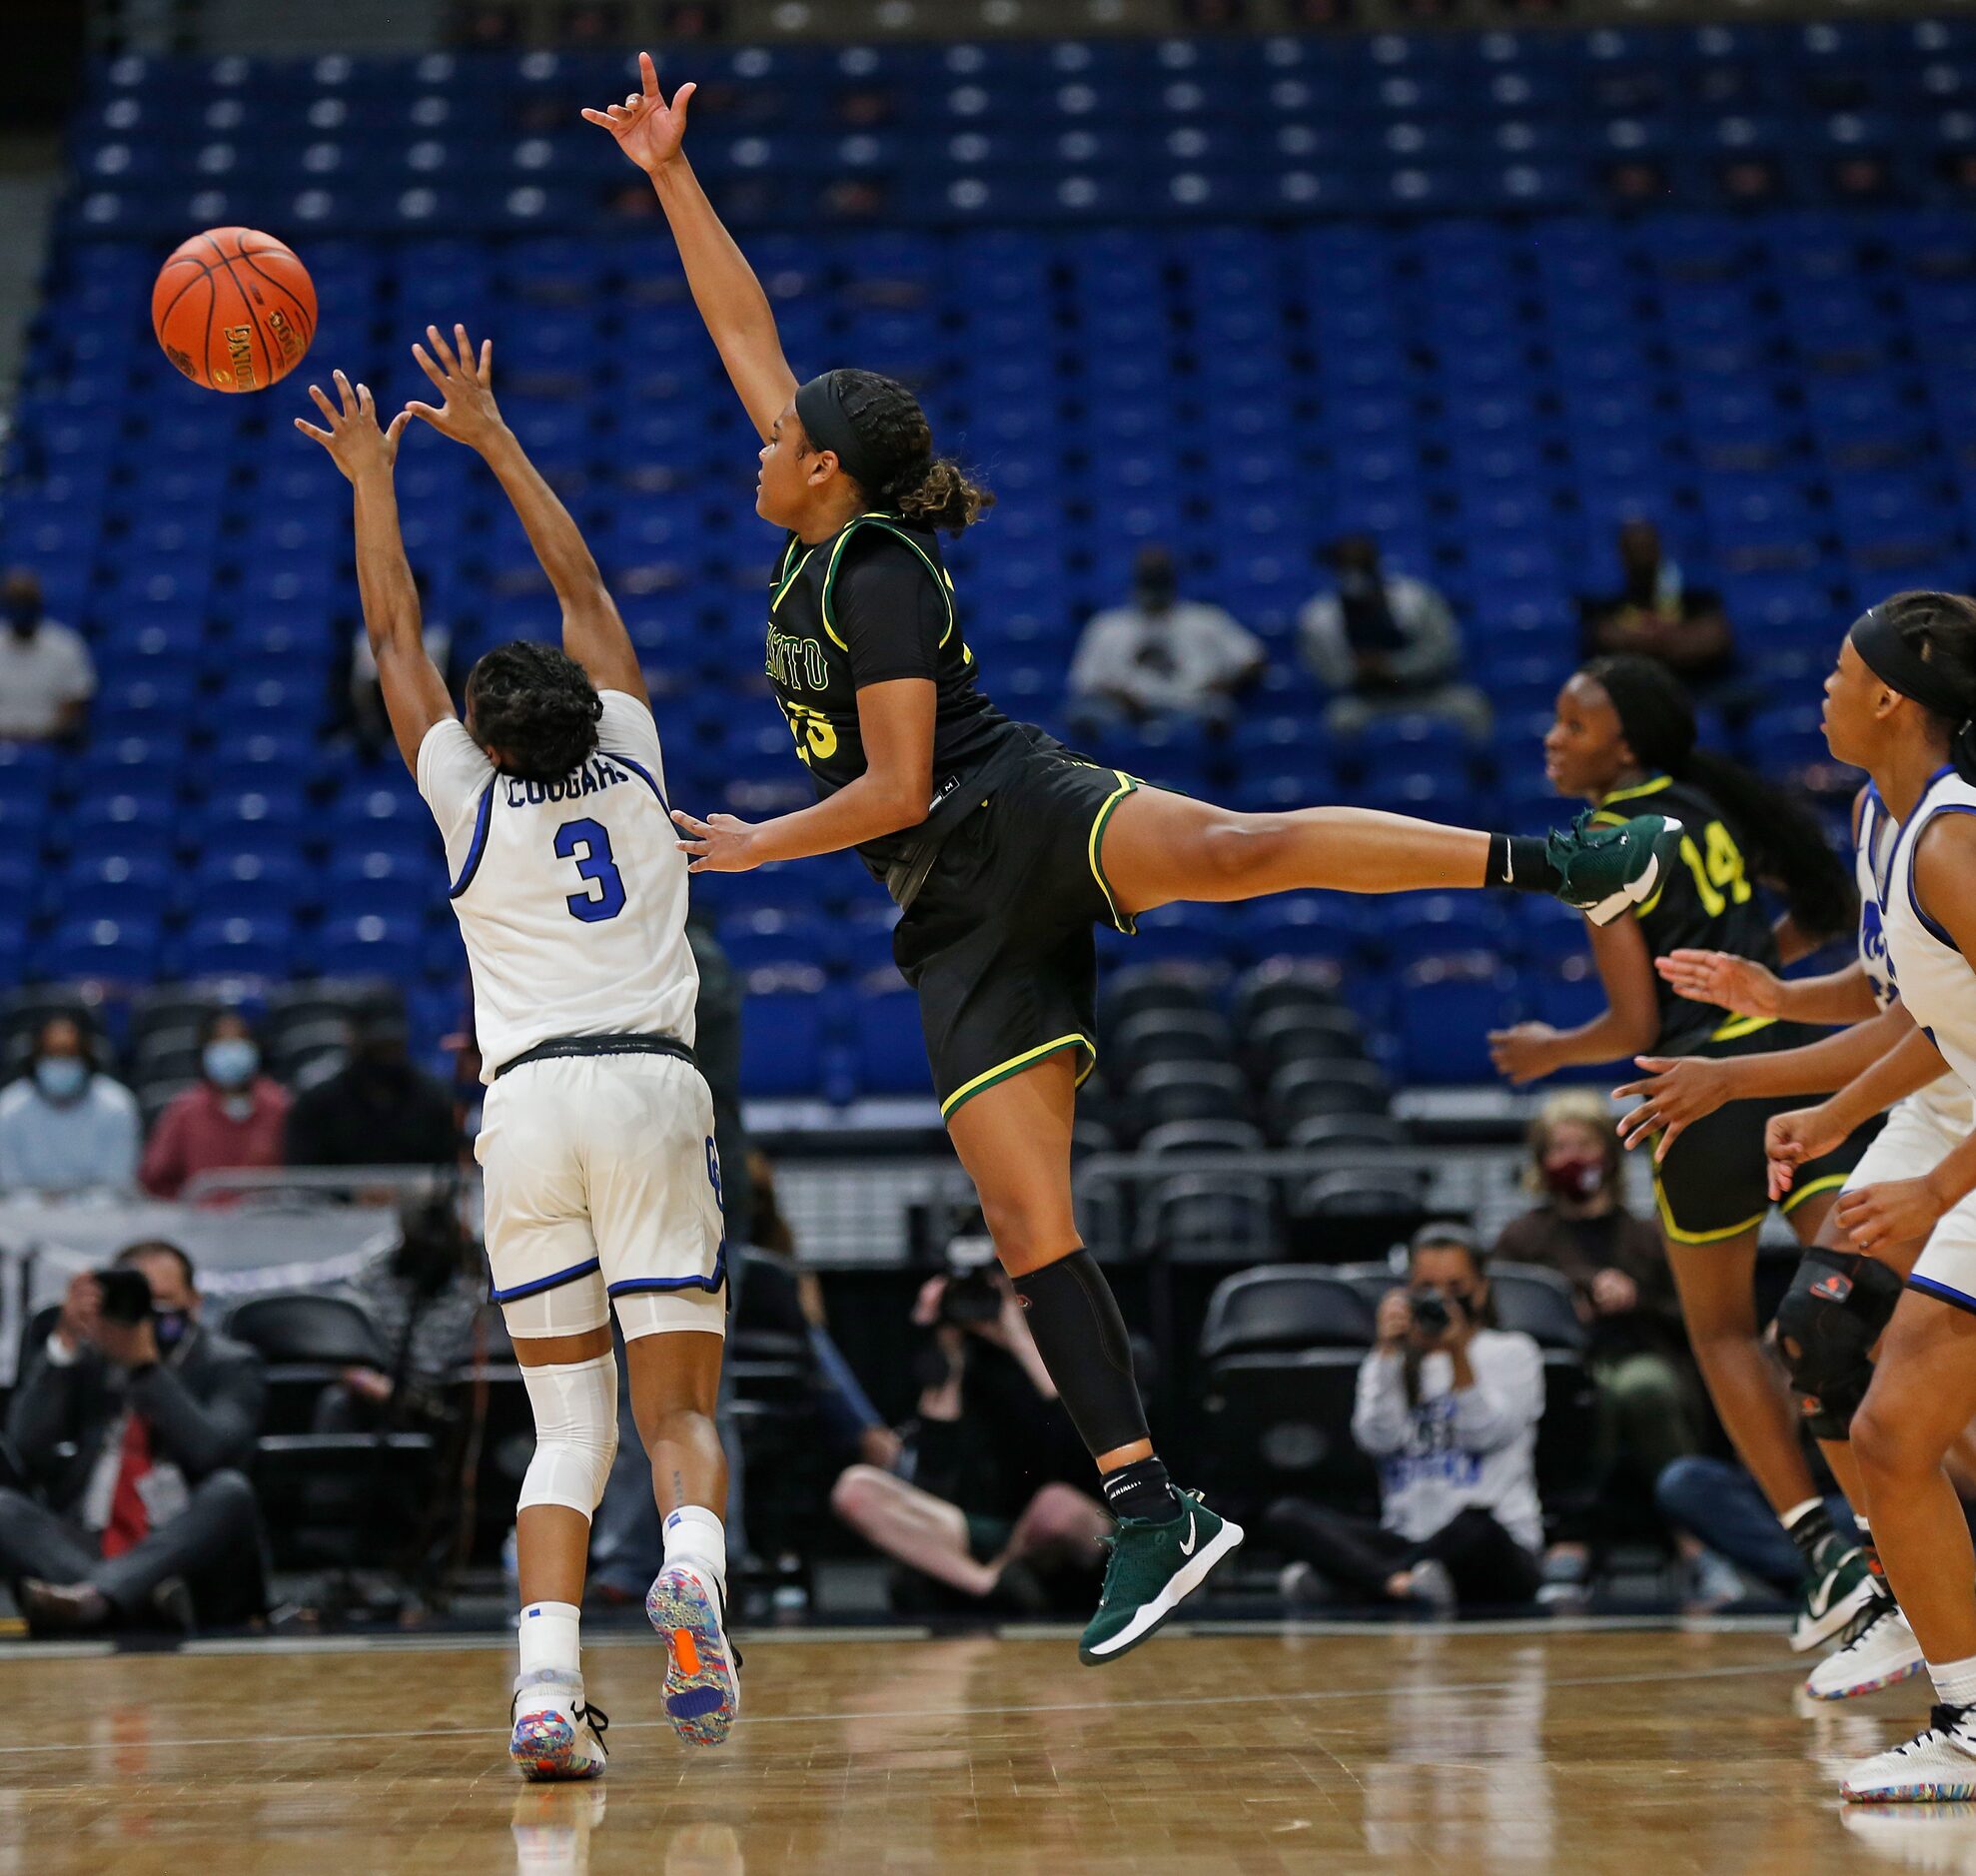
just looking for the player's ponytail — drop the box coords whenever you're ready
[1585,653,1857,943]
[809,367,995,533]
[1877,590,1976,781]
[466,640,601,782]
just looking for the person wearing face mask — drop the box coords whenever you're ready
[0,1240,267,1634]
[0,1014,141,1195]
[283,1009,461,1170]
[1492,1092,1698,1480]
[1067,544,1265,731]
[140,1010,291,1200]
[0,566,95,743]
[1298,533,1491,742]
[1268,1225,1546,1611]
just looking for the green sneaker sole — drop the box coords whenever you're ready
[1079,1517,1246,1666]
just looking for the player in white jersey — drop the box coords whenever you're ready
[1737,591,1976,1800]
[296,331,738,1778]
[1608,777,1973,1695]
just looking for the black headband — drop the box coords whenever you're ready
[794,371,890,496]
[1850,605,1974,723]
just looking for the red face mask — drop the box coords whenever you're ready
[1541,1153,1606,1201]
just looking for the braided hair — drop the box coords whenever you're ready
[1584,652,1856,942]
[826,369,994,533]
[466,640,601,782]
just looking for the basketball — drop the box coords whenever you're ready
[151,227,317,394]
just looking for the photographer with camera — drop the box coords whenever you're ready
[829,1238,1109,1608]
[0,1240,267,1634]
[1269,1224,1546,1610]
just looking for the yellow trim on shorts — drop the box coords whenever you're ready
[941,1034,1096,1121]
[1652,1176,1768,1245]
[1088,769,1141,936]
[1781,1172,1850,1216]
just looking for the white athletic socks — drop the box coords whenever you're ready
[1929,1654,1976,1707]
[518,1600,582,1682]
[664,1504,728,1596]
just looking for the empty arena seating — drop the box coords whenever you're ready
[6,22,1976,1098]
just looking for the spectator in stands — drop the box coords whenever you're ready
[829,1245,1107,1610]
[0,567,94,743]
[318,1190,491,1435]
[1299,534,1490,740]
[284,1009,459,1170]
[1269,1224,1545,1610]
[1491,1092,1700,1495]
[1068,545,1264,730]
[1578,518,1735,688]
[0,1014,140,1195]
[0,1240,266,1633]
[1655,1456,1849,1600]
[140,1010,290,1200]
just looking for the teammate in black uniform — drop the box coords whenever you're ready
[584,60,1676,1662]
[1486,654,1875,1641]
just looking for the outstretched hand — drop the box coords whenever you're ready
[1654,948,1781,1019]
[580,51,695,174]
[294,371,410,482]
[403,324,503,452]
[672,807,761,874]
[1612,1054,1735,1163]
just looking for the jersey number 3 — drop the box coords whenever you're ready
[554,818,626,923]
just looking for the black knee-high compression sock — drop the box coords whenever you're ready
[1013,1250,1179,1522]
[1486,833,1562,895]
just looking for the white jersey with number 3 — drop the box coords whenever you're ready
[417,690,698,1080]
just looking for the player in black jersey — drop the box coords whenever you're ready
[584,59,1676,1662]
[1486,653,1876,1642]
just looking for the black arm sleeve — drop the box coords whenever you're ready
[835,534,948,689]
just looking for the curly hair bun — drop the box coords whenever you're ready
[467,640,602,782]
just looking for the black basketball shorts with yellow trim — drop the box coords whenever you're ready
[892,742,1140,1122]
[1650,1018,1874,1245]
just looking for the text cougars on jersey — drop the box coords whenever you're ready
[503,754,635,807]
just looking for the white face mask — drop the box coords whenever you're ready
[35,1057,87,1103]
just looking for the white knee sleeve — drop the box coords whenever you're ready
[517,1352,619,1516]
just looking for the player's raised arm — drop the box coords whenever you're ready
[295,371,453,774]
[582,52,798,442]
[402,324,646,705]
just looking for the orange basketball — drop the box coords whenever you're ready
[152,227,317,394]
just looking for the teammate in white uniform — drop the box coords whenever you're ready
[296,330,739,1779]
[1750,593,1976,1800]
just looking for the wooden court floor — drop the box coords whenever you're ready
[0,1620,1960,1874]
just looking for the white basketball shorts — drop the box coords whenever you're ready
[476,1051,726,1341]
[1847,1092,1976,1311]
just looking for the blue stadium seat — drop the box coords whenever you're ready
[851,991,931,1097]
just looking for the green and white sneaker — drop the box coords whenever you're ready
[1545,812,1683,927]
[1793,1540,1877,1653]
[1079,1489,1244,1666]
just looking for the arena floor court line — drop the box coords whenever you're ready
[0,1624,1954,1875]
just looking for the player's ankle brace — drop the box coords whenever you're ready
[1012,1249,1150,1458]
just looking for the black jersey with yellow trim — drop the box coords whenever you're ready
[1589,773,1782,1053]
[763,511,1025,878]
